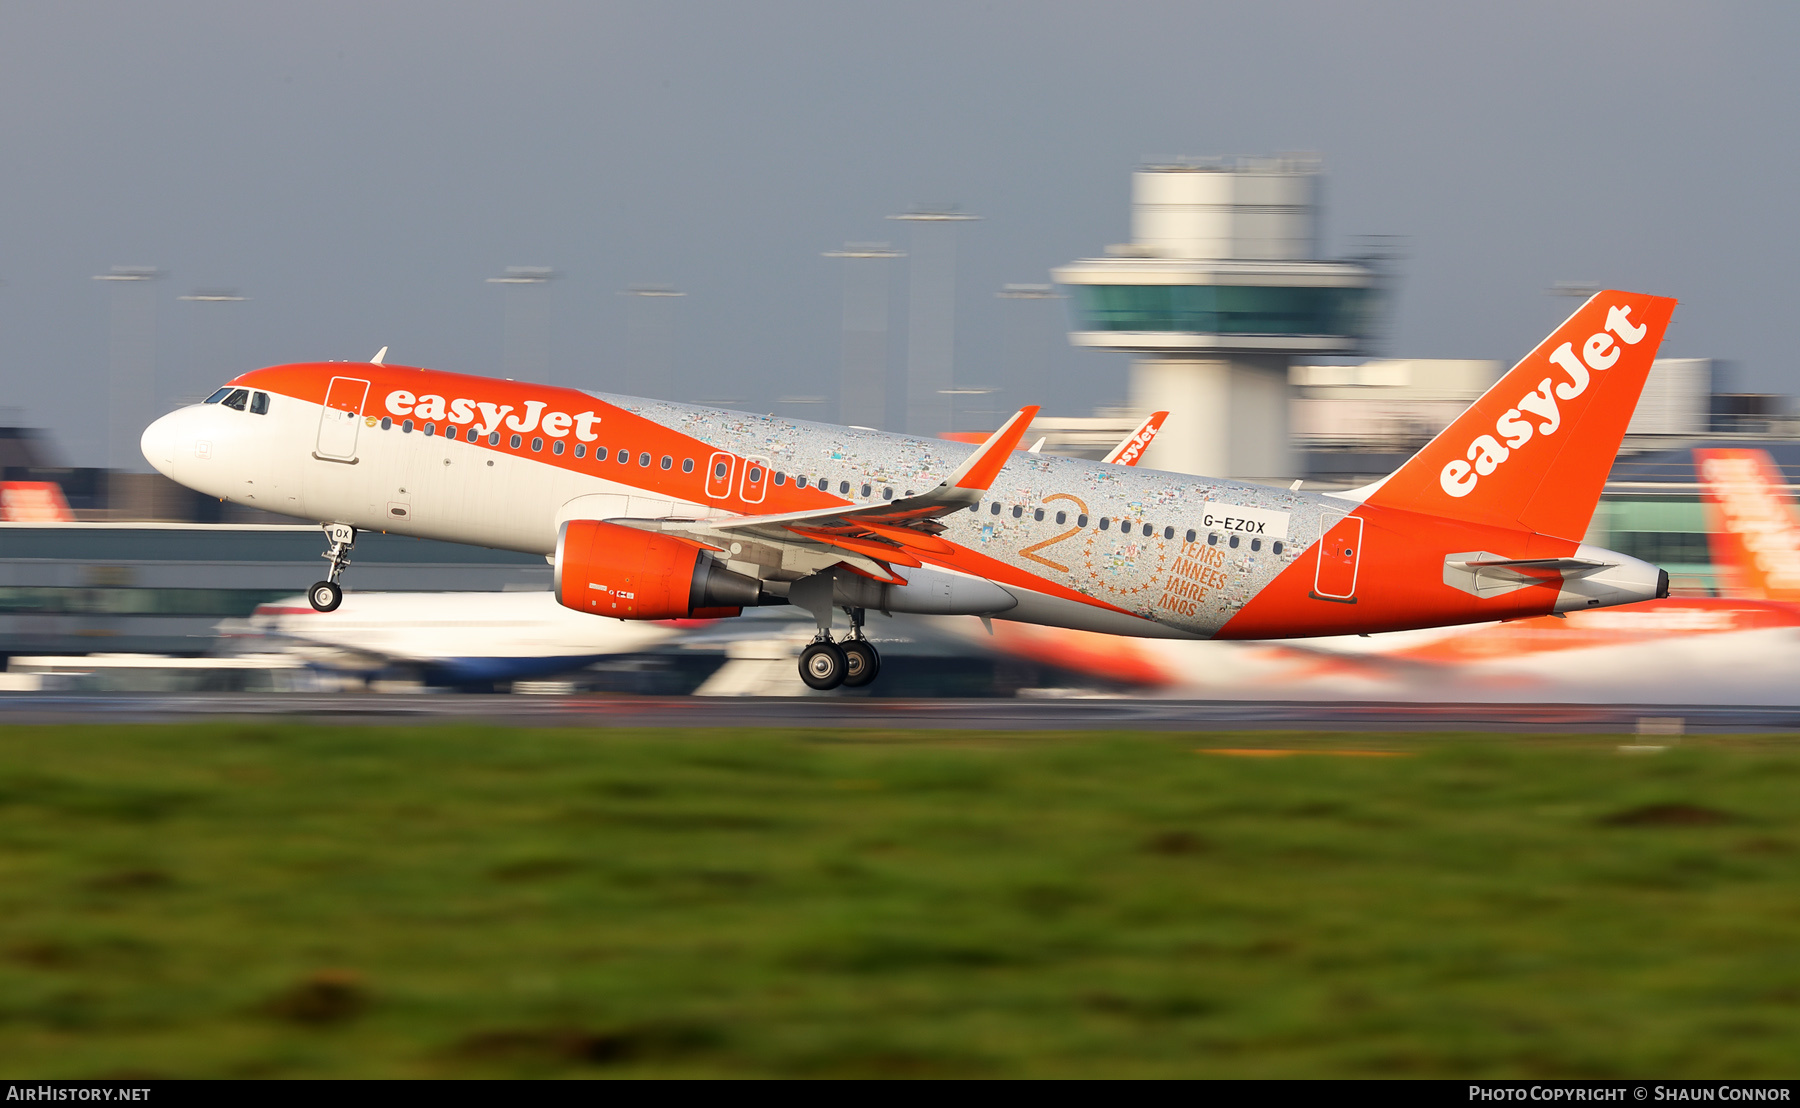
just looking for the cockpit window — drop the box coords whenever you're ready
[221,389,249,411]
[250,391,270,415]
[204,387,233,404]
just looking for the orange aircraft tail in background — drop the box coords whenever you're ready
[1696,448,1800,601]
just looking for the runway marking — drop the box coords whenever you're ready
[1199,748,1410,758]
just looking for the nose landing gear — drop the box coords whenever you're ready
[308,523,356,613]
[796,606,881,691]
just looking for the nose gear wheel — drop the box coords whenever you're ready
[310,523,357,612]
[308,580,343,612]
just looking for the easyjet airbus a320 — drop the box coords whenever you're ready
[142,290,1676,691]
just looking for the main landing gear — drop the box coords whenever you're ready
[798,607,881,691]
[308,523,356,613]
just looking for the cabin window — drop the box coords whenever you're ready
[1272,541,1284,555]
[797,476,809,488]
[468,428,480,443]
[508,433,521,448]
[639,452,651,467]
[1185,529,1197,543]
[1011,505,1022,519]
[1229,535,1240,549]
[222,389,248,411]
[882,486,892,500]
[204,387,233,404]
[1164,526,1175,540]
[401,420,413,433]
[423,423,435,437]
[684,459,695,474]
[531,437,543,452]
[661,456,673,470]
[379,417,392,431]
[860,483,871,497]
[250,392,270,415]
[573,444,585,458]
[552,440,564,455]
[1099,518,1110,530]
[1251,538,1261,552]
[1055,511,1067,525]
[839,481,851,495]
[714,461,729,479]
[489,432,501,445]
[775,472,787,485]
[1077,514,1088,527]
[1208,533,1218,546]
[990,502,1001,515]
[619,450,631,464]
[1034,508,1045,522]
[968,503,979,513]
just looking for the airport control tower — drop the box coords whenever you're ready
[1053,157,1380,480]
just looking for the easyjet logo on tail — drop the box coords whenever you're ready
[1439,305,1648,499]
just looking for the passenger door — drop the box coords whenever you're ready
[315,377,369,462]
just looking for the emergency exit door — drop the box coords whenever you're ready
[1313,514,1364,602]
[315,377,369,462]
[705,452,736,500]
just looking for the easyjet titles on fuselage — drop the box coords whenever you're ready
[381,389,602,441]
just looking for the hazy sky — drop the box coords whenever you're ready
[3,1,1796,466]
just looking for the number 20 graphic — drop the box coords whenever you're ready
[1018,493,1089,573]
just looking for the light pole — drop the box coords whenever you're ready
[93,266,163,472]
[938,386,998,436]
[487,267,558,384]
[889,208,980,438]
[621,284,686,400]
[823,242,903,428]
[178,289,247,405]
[996,282,1062,415]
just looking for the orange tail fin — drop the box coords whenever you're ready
[1694,448,1800,600]
[1362,290,1676,541]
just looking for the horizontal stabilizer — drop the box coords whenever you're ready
[1443,551,1614,599]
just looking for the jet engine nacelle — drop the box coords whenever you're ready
[555,519,760,620]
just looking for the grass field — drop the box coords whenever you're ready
[1,721,1797,1077]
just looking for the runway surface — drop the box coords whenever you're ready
[3,693,1800,732]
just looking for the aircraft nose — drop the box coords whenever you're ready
[140,410,180,474]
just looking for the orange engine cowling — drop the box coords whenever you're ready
[555,519,760,620]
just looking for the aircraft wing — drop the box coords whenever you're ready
[609,406,1041,580]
